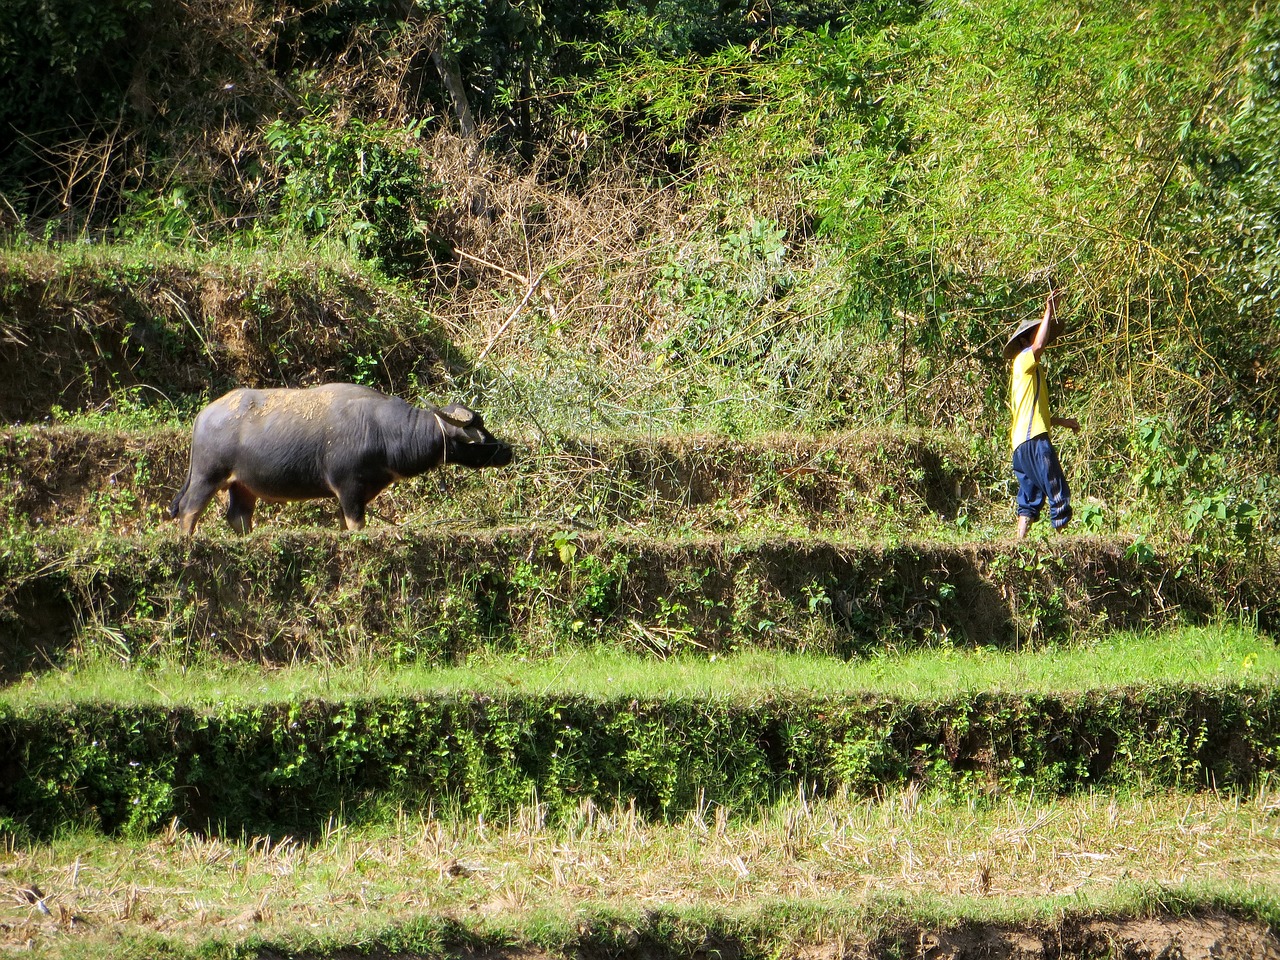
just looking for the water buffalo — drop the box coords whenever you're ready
[168,383,513,534]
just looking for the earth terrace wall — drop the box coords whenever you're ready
[0,426,975,534]
[0,530,1206,676]
[0,254,444,421]
[89,912,1280,960]
[0,684,1275,837]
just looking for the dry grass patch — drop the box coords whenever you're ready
[3,787,1279,956]
[0,246,444,422]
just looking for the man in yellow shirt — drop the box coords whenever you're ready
[1004,288,1080,538]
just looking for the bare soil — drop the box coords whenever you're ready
[6,914,1275,960]
[870,915,1280,959]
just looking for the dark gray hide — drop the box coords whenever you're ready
[168,383,513,534]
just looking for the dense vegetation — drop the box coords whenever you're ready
[4,0,1278,538]
[3,0,1280,956]
[2,0,1277,564]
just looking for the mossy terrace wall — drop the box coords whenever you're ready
[2,684,1275,838]
[0,253,444,420]
[0,426,976,534]
[0,530,1204,675]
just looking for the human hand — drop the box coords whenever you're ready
[1055,416,1081,434]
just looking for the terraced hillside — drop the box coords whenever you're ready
[2,256,1278,959]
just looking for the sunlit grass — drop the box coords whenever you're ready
[0,235,373,277]
[3,783,1279,958]
[2,624,1272,711]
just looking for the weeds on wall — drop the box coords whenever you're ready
[2,684,1276,839]
[0,528,1207,682]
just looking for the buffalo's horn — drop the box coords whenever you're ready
[435,403,477,427]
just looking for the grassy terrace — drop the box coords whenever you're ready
[0,528,1204,678]
[5,0,1280,950]
[3,788,1280,959]
[0,418,1272,956]
[0,423,983,538]
[2,626,1274,708]
[3,628,1277,845]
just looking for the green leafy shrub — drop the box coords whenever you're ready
[264,112,448,276]
[3,684,1277,837]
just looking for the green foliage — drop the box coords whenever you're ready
[562,0,922,159]
[263,112,448,276]
[648,217,792,371]
[112,186,199,244]
[564,43,760,160]
[3,682,1277,838]
[1191,9,1280,319]
[0,0,153,166]
[543,0,1280,446]
[1129,416,1271,552]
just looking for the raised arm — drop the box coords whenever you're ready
[1029,288,1062,361]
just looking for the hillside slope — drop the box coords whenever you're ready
[2,1,1279,958]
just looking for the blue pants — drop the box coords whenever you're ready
[1012,434,1072,528]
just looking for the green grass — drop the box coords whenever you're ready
[2,624,1272,711]
[0,235,380,280]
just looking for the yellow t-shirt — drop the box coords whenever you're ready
[1009,348,1050,450]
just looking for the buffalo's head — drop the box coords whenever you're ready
[435,403,514,468]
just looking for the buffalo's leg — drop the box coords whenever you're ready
[175,475,223,536]
[336,488,369,531]
[226,482,257,535]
